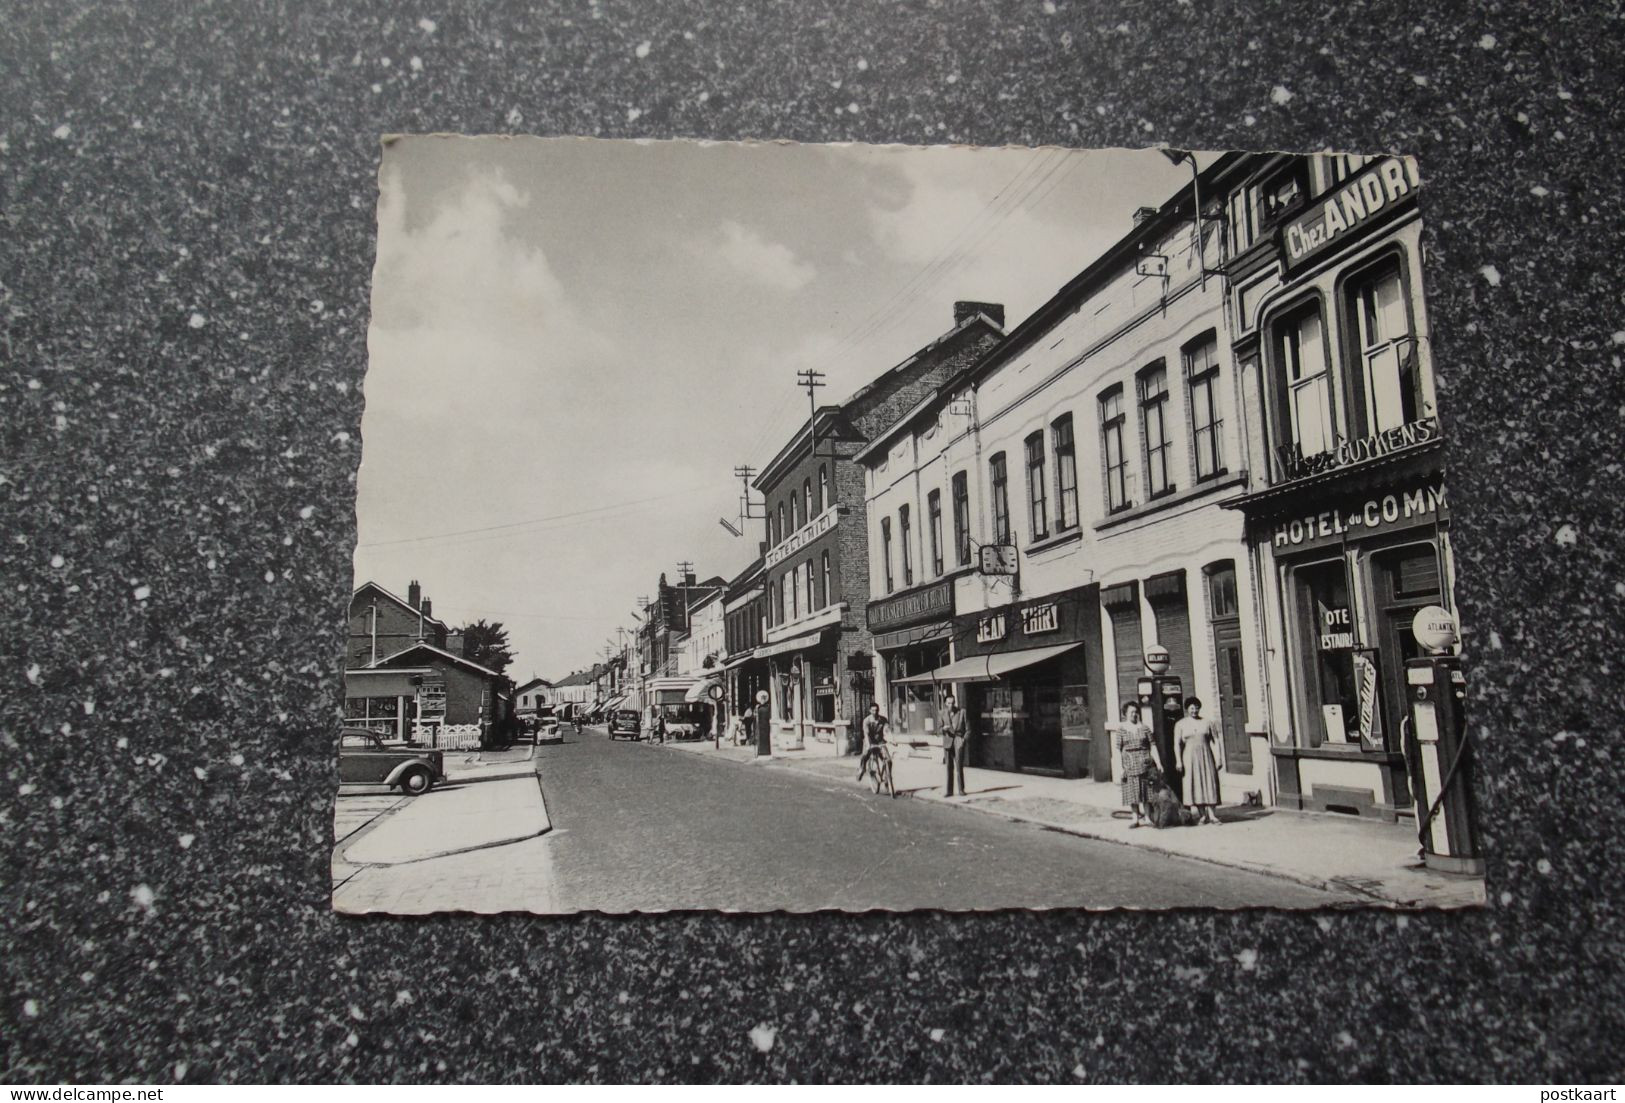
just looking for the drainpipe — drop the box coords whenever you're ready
[370,603,378,664]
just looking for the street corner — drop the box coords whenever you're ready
[341,775,551,866]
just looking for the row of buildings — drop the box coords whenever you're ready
[590,150,1453,823]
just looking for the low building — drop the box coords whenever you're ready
[512,677,554,717]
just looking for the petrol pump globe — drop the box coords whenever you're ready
[1144,645,1171,675]
[1411,605,1459,654]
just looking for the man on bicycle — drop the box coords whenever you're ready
[856,703,891,783]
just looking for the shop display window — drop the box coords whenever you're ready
[1294,558,1361,747]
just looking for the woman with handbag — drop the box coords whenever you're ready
[1109,700,1163,828]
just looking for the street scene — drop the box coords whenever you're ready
[338,138,1486,912]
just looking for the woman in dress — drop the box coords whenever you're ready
[1176,696,1224,825]
[1110,701,1162,828]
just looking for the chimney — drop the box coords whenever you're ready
[408,580,422,608]
[421,598,432,619]
[1133,205,1160,226]
[683,571,696,587]
[953,300,1005,329]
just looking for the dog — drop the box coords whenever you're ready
[1144,765,1197,829]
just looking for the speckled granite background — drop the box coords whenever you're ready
[2,0,1621,1085]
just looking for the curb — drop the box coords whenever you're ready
[648,740,1430,906]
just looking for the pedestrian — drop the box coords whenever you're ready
[1176,696,1224,825]
[753,690,772,757]
[654,711,667,744]
[939,692,969,798]
[1110,700,1163,828]
[856,703,890,783]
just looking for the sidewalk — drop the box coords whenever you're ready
[442,745,537,784]
[651,735,1485,908]
[341,774,551,866]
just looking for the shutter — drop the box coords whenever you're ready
[1108,604,1143,712]
[1393,548,1440,598]
[1152,593,1195,693]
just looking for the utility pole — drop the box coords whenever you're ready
[796,369,826,463]
[733,464,765,537]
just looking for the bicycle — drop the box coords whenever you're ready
[860,740,897,798]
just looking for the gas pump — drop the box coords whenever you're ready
[1137,646,1185,801]
[1401,606,1482,876]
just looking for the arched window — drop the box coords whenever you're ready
[776,504,785,545]
[821,550,831,606]
[803,478,813,523]
[818,465,829,513]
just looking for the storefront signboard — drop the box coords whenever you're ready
[764,505,840,569]
[977,612,1007,643]
[1271,482,1447,554]
[1280,156,1421,274]
[1319,604,1355,651]
[867,579,954,632]
[1353,650,1380,745]
[1276,415,1439,483]
[1022,603,1058,635]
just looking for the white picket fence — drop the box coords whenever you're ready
[413,721,484,750]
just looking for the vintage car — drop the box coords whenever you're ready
[606,708,642,740]
[338,727,445,795]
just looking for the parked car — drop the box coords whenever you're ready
[338,727,445,795]
[607,709,641,740]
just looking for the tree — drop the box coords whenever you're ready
[458,619,514,675]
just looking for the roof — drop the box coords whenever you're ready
[855,153,1249,465]
[370,641,503,679]
[512,676,553,696]
[351,581,449,630]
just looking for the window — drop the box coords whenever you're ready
[1348,259,1422,434]
[775,504,785,546]
[989,453,1010,544]
[1051,415,1078,531]
[805,558,815,611]
[1228,187,1259,254]
[789,491,800,532]
[1259,160,1309,228]
[1025,432,1048,539]
[1277,305,1335,458]
[788,568,799,620]
[803,478,813,524]
[1100,387,1130,512]
[1207,562,1239,619]
[881,516,894,593]
[821,550,831,607]
[774,580,784,625]
[927,489,944,576]
[899,505,914,586]
[1139,362,1173,498]
[952,471,971,566]
[818,465,828,513]
[1184,336,1225,481]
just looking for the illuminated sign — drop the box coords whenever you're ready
[1276,416,1439,482]
[1281,156,1421,273]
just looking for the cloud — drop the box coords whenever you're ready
[709,220,816,291]
[372,166,578,336]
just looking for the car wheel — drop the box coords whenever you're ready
[398,766,433,795]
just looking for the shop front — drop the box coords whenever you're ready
[901,584,1104,779]
[1232,451,1454,820]
[867,578,956,745]
[757,626,843,751]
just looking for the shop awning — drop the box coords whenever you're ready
[891,643,1081,685]
[722,648,757,670]
[684,677,722,703]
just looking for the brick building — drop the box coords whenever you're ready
[752,302,1004,753]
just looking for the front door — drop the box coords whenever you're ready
[1016,680,1063,772]
[1214,630,1251,771]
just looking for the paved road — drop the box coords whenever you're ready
[533,727,1348,912]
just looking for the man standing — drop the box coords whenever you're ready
[940,693,969,798]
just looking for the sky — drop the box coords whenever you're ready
[354,136,1201,682]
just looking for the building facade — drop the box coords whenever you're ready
[1218,152,1450,820]
[861,156,1271,795]
[753,302,1005,752]
[721,555,769,729]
